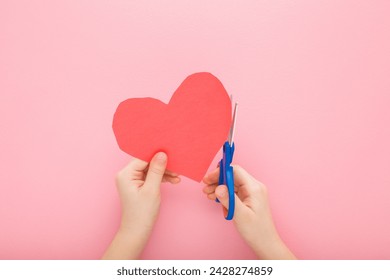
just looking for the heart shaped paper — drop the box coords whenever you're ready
[112,72,232,182]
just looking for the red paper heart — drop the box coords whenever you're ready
[112,72,232,182]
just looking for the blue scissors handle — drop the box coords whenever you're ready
[216,141,235,220]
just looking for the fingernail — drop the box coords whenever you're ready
[156,152,167,163]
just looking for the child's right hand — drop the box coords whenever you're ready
[202,166,296,259]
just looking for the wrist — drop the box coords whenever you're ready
[102,226,148,260]
[113,226,151,259]
[240,219,294,260]
[253,234,296,260]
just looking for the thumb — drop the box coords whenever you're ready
[215,185,230,210]
[215,185,247,220]
[144,152,168,190]
[215,185,236,218]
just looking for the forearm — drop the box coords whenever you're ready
[253,233,296,260]
[102,228,148,260]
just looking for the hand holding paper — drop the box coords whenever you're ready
[102,152,180,259]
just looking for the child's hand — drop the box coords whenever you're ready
[116,152,180,232]
[202,166,296,259]
[103,152,180,259]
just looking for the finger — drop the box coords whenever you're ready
[203,183,238,195]
[162,173,179,179]
[170,177,181,184]
[207,193,217,200]
[144,152,168,190]
[215,185,248,220]
[144,167,178,178]
[204,165,256,187]
[121,158,149,181]
[165,169,179,177]
[162,175,181,184]
[162,172,181,183]
[204,165,259,195]
[231,165,256,187]
[202,168,219,185]
[215,185,229,217]
[215,185,229,209]
[203,185,217,194]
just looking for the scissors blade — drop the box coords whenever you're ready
[228,101,238,145]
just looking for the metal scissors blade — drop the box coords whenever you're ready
[228,95,238,145]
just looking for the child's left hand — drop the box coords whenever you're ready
[116,152,180,232]
[102,152,180,259]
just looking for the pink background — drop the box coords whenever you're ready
[1,1,390,259]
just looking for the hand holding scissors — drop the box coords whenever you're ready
[216,97,238,220]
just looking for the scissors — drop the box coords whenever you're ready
[216,96,238,220]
